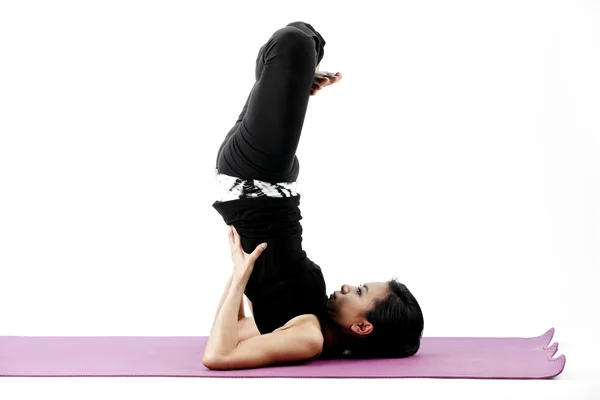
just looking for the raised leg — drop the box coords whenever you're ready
[216,22,326,183]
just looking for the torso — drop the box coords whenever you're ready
[213,171,329,336]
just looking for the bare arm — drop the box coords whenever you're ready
[212,273,259,342]
[204,273,322,370]
[205,277,247,357]
[211,273,246,331]
[203,321,323,370]
[205,225,322,369]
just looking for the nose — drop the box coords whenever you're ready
[341,284,350,295]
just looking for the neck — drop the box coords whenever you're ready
[321,318,348,351]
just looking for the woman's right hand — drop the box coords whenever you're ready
[228,225,267,283]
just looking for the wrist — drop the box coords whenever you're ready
[231,275,249,289]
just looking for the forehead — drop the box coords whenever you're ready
[365,281,386,287]
[365,281,389,292]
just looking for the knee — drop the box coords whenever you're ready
[271,26,317,65]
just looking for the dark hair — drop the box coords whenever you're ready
[343,278,424,359]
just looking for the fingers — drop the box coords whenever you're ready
[315,72,342,85]
[228,228,239,255]
[250,243,268,262]
[312,77,328,95]
[311,83,321,96]
[232,226,240,247]
[311,72,342,96]
[228,225,267,261]
[228,225,240,249]
[314,77,329,88]
[324,72,341,85]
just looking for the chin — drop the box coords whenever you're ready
[326,298,338,315]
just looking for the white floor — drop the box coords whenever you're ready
[1,375,597,400]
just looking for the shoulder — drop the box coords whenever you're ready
[278,315,325,359]
[277,314,324,353]
[278,314,322,333]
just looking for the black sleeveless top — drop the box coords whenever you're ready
[212,195,329,334]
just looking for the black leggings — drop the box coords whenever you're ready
[215,21,326,183]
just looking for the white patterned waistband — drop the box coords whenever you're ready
[214,169,299,202]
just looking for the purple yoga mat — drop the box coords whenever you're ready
[0,328,565,379]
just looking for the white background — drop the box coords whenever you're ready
[1,0,598,398]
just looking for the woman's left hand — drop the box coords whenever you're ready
[228,225,267,283]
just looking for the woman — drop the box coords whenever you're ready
[205,21,424,370]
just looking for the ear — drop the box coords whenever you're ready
[350,320,373,336]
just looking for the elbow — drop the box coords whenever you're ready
[202,353,229,370]
[202,353,220,370]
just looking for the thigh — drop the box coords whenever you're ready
[241,26,316,158]
[217,26,317,182]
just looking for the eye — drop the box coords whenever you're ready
[356,283,365,296]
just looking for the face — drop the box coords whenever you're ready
[326,281,389,337]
